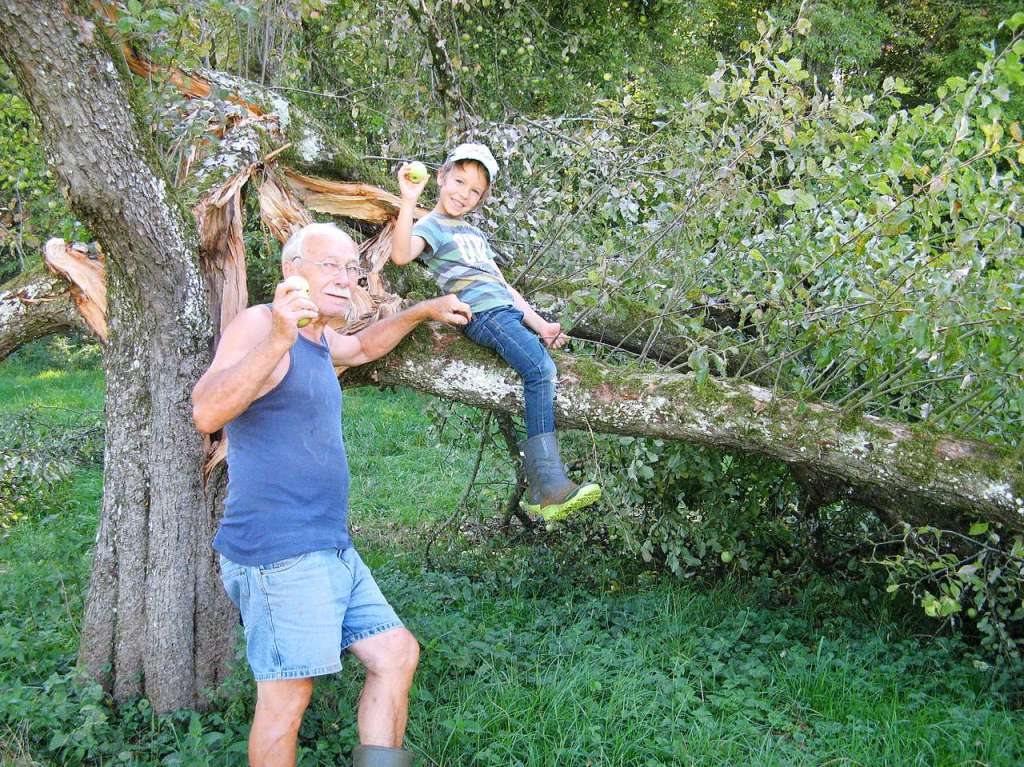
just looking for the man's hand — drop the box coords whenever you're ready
[539,320,569,349]
[397,161,429,203]
[271,277,319,342]
[421,295,472,326]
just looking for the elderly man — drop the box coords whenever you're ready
[193,222,470,767]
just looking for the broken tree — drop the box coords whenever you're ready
[1,0,1021,716]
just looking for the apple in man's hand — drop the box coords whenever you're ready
[284,275,316,328]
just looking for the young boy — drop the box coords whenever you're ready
[391,142,601,522]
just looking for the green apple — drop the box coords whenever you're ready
[720,550,734,564]
[406,161,428,184]
[284,275,316,328]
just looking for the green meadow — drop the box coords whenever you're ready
[1,341,1022,766]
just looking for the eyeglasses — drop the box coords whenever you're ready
[292,257,363,277]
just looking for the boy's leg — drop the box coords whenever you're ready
[464,307,556,436]
[464,307,601,520]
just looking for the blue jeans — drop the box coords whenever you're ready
[464,306,556,437]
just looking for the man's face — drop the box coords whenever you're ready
[285,230,357,319]
[436,162,489,217]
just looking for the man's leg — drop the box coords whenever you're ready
[249,677,314,767]
[347,627,420,747]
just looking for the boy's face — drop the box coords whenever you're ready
[435,161,489,217]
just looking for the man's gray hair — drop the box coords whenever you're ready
[280,222,351,264]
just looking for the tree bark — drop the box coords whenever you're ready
[0,263,87,358]
[0,1,234,711]
[345,327,1024,532]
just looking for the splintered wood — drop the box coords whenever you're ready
[195,167,254,337]
[43,239,108,342]
[283,169,428,224]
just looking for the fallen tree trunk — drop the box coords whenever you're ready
[27,223,1021,533]
[345,326,1024,532]
[11,172,1021,535]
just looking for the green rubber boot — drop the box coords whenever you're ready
[519,432,601,522]
[352,744,413,767]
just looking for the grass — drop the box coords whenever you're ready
[1,338,1022,766]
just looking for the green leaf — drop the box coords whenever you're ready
[775,188,798,205]
[1006,12,1024,31]
[969,522,989,536]
[795,191,818,210]
[957,564,979,579]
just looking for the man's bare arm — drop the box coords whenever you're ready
[328,295,471,368]
[192,281,316,433]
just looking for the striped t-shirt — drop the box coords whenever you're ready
[411,212,514,314]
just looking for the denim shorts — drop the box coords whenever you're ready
[218,547,403,681]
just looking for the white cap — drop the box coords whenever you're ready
[446,142,498,182]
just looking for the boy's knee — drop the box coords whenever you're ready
[525,351,557,383]
[541,354,557,380]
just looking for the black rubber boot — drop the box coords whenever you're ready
[519,432,601,522]
[352,744,413,767]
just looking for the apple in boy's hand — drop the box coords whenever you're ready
[406,161,428,184]
[284,275,316,327]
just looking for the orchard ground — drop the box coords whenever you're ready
[1,338,1022,766]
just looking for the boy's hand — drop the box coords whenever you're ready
[398,161,429,203]
[539,321,569,350]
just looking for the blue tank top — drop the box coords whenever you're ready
[214,327,351,565]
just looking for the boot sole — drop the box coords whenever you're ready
[524,483,602,522]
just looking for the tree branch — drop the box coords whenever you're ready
[344,326,1024,532]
